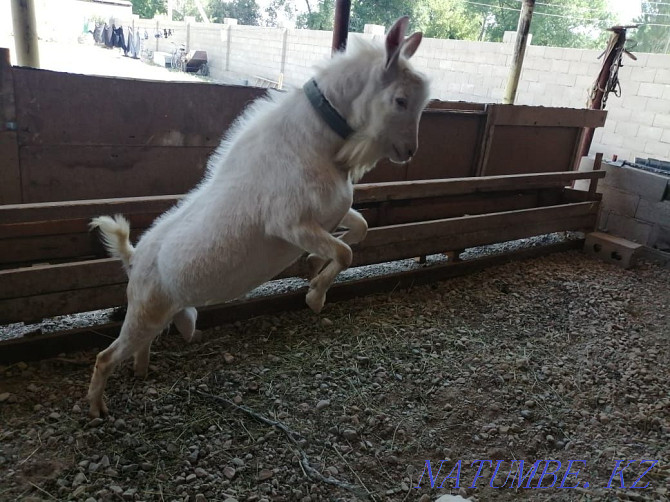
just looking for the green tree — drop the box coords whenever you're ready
[633,2,670,53]
[413,0,480,40]
[265,0,297,27]
[463,0,616,48]
[131,0,167,19]
[208,0,262,25]
[296,0,335,30]
[349,0,414,33]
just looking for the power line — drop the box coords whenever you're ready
[462,0,670,27]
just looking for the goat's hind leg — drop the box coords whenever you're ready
[173,307,201,343]
[87,307,167,418]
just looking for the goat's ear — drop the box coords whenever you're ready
[401,32,422,59]
[385,16,409,70]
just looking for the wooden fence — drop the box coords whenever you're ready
[0,49,608,361]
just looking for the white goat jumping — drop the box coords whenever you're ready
[87,16,430,417]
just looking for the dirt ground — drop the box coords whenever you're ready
[1,250,669,502]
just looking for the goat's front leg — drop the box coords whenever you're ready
[307,208,368,279]
[280,221,353,313]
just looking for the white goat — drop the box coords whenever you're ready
[87,16,430,417]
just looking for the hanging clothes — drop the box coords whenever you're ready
[126,26,136,58]
[112,25,126,52]
[122,26,131,56]
[93,22,104,44]
[103,24,113,47]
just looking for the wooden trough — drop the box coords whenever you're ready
[0,49,608,362]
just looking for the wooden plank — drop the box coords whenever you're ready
[0,258,125,300]
[0,132,22,205]
[13,68,266,147]
[484,126,581,175]
[359,202,598,250]
[354,171,605,203]
[490,105,608,128]
[0,195,181,224]
[0,284,128,324]
[0,239,585,364]
[19,145,214,203]
[0,171,605,224]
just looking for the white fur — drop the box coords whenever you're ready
[87,17,430,417]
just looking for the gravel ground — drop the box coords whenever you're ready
[1,250,669,502]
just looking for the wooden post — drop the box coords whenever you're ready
[332,0,351,54]
[10,0,40,68]
[502,0,535,105]
[588,152,603,197]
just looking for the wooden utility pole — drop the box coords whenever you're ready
[332,0,351,54]
[503,0,535,104]
[10,0,40,68]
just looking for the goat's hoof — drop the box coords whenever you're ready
[306,288,325,314]
[88,398,108,418]
[134,368,148,379]
[189,329,203,343]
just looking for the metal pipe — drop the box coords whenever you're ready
[331,0,351,54]
[10,0,40,68]
[502,0,535,105]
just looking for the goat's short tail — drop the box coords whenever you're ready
[89,215,135,272]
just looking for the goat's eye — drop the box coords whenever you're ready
[395,97,408,109]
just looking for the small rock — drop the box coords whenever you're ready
[195,494,207,502]
[316,399,331,411]
[223,353,235,364]
[122,488,137,500]
[88,462,100,473]
[147,387,158,396]
[87,417,104,428]
[72,404,82,413]
[186,473,197,483]
[258,469,273,481]
[223,498,239,502]
[0,393,11,403]
[223,466,236,479]
[114,418,126,429]
[233,395,243,405]
[84,498,97,502]
[100,455,110,468]
[109,485,123,495]
[321,318,333,326]
[231,457,244,467]
[195,467,207,478]
[188,450,199,463]
[17,362,28,370]
[72,472,87,487]
[342,429,358,441]
[140,462,153,471]
[48,412,61,420]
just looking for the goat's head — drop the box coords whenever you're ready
[327,16,430,177]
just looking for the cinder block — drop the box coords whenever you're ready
[650,224,670,250]
[636,199,670,224]
[600,186,640,217]
[637,125,662,142]
[647,54,670,69]
[638,82,666,98]
[661,129,670,144]
[630,68,657,83]
[644,141,670,159]
[614,121,639,136]
[653,68,670,84]
[621,95,649,111]
[603,213,655,245]
[646,97,670,114]
[584,231,642,268]
[601,164,669,201]
[652,113,670,128]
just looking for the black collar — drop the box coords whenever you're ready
[303,78,354,139]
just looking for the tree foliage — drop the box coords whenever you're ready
[296,0,335,30]
[208,0,262,25]
[633,2,670,54]
[265,0,297,27]
[131,0,167,19]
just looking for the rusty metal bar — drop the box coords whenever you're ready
[503,0,535,105]
[579,26,631,159]
[10,0,40,68]
[332,0,351,54]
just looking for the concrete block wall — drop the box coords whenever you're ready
[228,26,285,82]
[579,159,670,250]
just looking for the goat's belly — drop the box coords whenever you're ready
[167,237,302,307]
